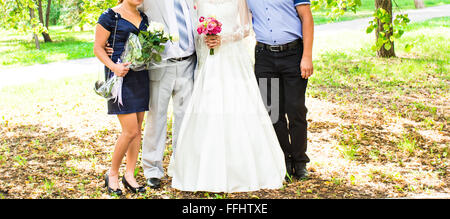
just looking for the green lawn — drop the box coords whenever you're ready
[0,1,448,68]
[310,16,450,90]
[0,26,94,68]
[0,17,448,199]
[313,0,450,24]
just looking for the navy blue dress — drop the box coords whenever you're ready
[97,8,150,115]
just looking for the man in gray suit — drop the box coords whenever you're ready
[139,0,197,189]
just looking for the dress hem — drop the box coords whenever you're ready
[171,182,285,193]
[108,107,149,115]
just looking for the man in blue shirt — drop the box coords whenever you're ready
[248,0,314,181]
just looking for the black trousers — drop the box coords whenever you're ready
[255,40,310,164]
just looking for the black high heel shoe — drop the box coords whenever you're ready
[105,173,123,196]
[122,175,146,194]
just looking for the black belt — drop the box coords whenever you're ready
[256,39,302,52]
[168,54,194,62]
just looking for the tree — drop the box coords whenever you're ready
[37,0,52,42]
[375,0,395,57]
[414,0,425,9]
[366,0,410,58]
[78,0,118,26]
[0,0,50,49]
[1,0,118,49]
[312,0,410,58]
[59,0,117,30]
[28,4,41,49]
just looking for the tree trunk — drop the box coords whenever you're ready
[414,0,425,9]
[29,7,41,50]
[375,0,396,58]
[45,0,51,28]
[37,0,44,24]
[36,0,52,42]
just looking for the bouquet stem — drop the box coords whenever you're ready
[210,49,215,55]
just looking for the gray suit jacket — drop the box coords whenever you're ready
[139,0,197,31]
[138,0,198,81]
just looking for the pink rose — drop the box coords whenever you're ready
[207,23,215,31]
[199,16,205,22]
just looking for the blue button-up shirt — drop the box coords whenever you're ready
[247,0,311,45]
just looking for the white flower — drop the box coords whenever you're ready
[148,21,165,33]
[171,34,180,42]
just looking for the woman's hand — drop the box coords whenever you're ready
[112,62,131,77]
[205,35,222,49]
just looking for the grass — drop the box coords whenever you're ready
[0,17,448,199]
[313,0,450,25]
[398,135,418,154]
[310,17,450,90]
[0,0,448,68]
[0,26,94,68]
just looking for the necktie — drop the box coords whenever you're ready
[174,0,189,51]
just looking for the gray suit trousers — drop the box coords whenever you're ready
[142,55,196,179]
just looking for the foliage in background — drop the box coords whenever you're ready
[0,0,117,49]
[0,0,46,35]
[311,0,412,57]
[366,8,411,53]
[77,0,117,27]
[311,0,363,21]
[0,17,448,199]
[0,0,54,49]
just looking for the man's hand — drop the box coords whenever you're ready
[105,42,114,57]
[205,35,222,49]
[296,4,314,80]
[301,56,313,79]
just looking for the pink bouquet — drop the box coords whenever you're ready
[197,16,222,55]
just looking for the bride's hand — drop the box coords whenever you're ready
[205,35,222,49]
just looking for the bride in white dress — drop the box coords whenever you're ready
[168,0,286,193]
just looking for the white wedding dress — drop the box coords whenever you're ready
[168,0,286,193]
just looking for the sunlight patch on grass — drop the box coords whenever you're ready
[0,26,94,68]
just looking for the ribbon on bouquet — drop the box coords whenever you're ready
[111,58,124,108]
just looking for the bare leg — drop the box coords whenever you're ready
[124,112,145,187]
[109,113,140,190]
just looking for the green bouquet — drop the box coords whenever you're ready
[121,21,176,71]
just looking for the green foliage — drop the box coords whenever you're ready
[138,29,172,63]
[0,0,47,35]
[122,28,173,67]
[312,0,412,56]
[366,8,410,52]
[311,0,363,21]
[78,0,118,26]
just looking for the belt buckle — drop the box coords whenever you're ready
[170,57,182,62]
[269,45,281,52]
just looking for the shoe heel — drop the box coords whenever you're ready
[104,174,108,188]
[122,176,131,191]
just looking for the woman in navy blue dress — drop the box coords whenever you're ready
[94,0,148,195]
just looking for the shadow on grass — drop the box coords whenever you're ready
[0,122,411,199]
[0,123,118,199]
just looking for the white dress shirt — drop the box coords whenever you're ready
[163,0,196,60]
